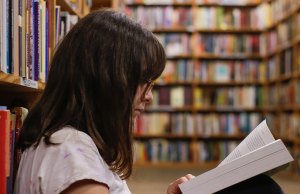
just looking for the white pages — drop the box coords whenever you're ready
[179,120,294,194]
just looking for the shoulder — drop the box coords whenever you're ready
[50,127,101,154]
[51,126,95,145]
[37,127,116,194]
[16,126,131,194]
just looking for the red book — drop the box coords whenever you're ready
[0,110,10,194]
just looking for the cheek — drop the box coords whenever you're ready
[134,87,143,105]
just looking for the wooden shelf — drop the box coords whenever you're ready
[126,1,260,8]
[0,72,45,92]
[133,161,218,169]
[126,2,193,7]
[194,81,265,86]
[134,133,246,140]
[195,28,263,33]
[195,2,261,8]
[193,53,263,60]
[166,54,193,59]
[145,106,266,113]
[134,134,194,139]
[153,27,193,33]
[155,80,265,86]
[145,106,193,112]
[155,81,194,86]
[166,53,263,60]
[194,107,265,113]
[57,0,83,18]
[153,28,262,34]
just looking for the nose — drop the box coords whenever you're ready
[144,90,153,104]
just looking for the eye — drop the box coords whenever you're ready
[142,81,154,97]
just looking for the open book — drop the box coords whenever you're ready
[179,120,294,194]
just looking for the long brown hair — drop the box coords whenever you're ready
[18,9,166,179]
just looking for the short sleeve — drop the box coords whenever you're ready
[36,128,130,194]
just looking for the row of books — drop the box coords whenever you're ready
[125,6,193,29]
[156,34,191,56]
[266,49,292,80]
[260,18,294,54]
[195,0,261,5]
[262,0,298,26]
[276,80,299,106]
[151,82,300,108]
[158,31,296,59]
[134,140,190,163]
[266,50,293,79]
[157,56,298,84]
[0,107,28,194]
[126,0,260,5]
[126,0,192,4]
[195,7,256,30]
[0,0,49,81]
[192,141,239,163]
[194,0,300,29]
[134,139,245,163]
[193,60,264,82]
[152,86,193,107]
[157,60,194,82]
[223,80,299,107]
[0,0,79,82]
[156,34,264,57]
[150,85,262,108]
[125,0,298,30]
[196,10,298,56]
[126,6,258,30]
[266,57,277,80]
[265,85,281,107]
[194,34,260,55]
[55,6,79,46]
[157,56,296,84]
[279,49,293,76]
[158,60,265,83]
[134,112,263,135]
[278,113,300,138]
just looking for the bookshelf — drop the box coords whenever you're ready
[115,0,300,176]
[0,1,91,193]
[0,0,88,106]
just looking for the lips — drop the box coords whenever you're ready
[135,109,144,112]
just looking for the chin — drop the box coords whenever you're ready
[133,111,141,119]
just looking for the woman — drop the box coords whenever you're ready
[14,9,193,194]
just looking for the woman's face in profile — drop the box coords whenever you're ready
[132,81,154,119]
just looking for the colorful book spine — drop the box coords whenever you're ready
[33,0,40,81]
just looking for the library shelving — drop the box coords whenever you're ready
[0,0,91,108]
[115,0,300,176]
[0,0,91,193]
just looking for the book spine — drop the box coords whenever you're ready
[45,0,49,82]
[33,0,40,81]
[13,0,20,76]
[25,0,31,79]
[18,0,23,76]
[8,0,13,73]
[1,0,7,73]
[0,111,8,194]
[21,0,27,77]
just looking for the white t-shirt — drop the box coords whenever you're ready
[14,127,131,194]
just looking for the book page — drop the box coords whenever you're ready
[179,139,293,194]
[218,119,275,166]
